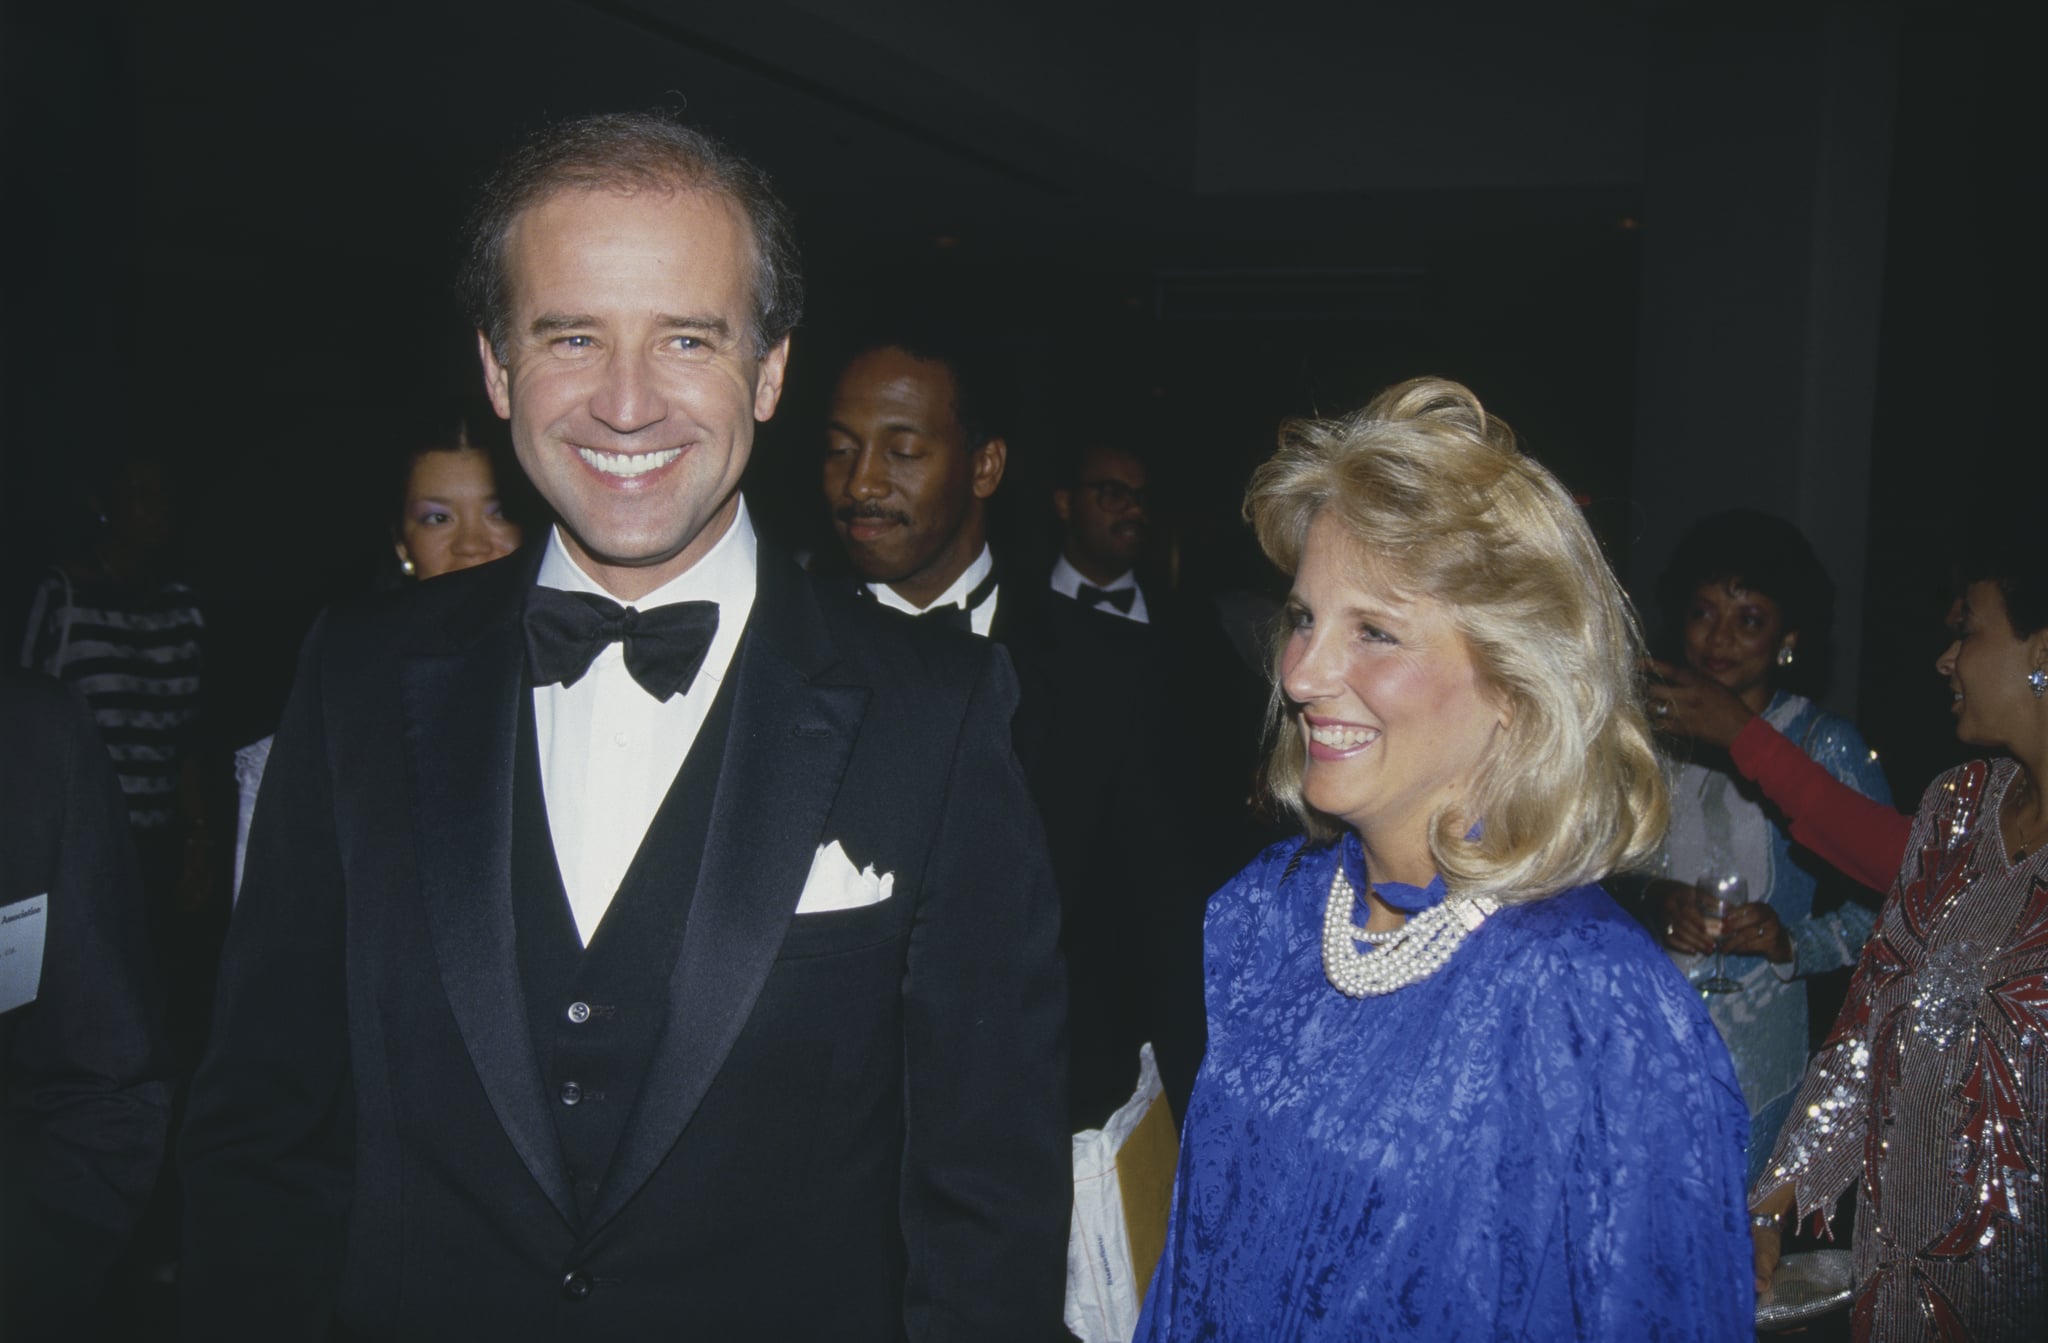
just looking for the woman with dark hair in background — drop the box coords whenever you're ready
[1643,510,1891,1188]
[230,423,526,895]
[1139,379,1749,1341]
[1748,527,2048,1337]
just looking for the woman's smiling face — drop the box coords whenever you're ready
[1681,578,1791,711]
[1937,580,2044,751]
[1279,512,1507,857]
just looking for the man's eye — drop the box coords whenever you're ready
[555,335,595,351]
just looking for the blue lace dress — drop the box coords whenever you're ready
[1137,836,1753,1342]
[1657,690,1891,1187]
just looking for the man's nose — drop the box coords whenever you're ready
[590,349,668,433]
[844,446,889,501]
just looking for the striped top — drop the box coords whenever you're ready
[20,571,204,830]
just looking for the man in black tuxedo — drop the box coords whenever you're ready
[1049,442,1154,624]
[180,114,1067,1339]
[823,336,1210,1128]
[0,674,170,1338]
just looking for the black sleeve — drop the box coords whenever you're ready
[178,617,355,1339]
[1,677,172,1326]
[899,646,1070,1340]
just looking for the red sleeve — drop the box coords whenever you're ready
[1727,716,1912,893]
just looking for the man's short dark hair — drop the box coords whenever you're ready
[844,319,1008,455]
[459,111,803,360]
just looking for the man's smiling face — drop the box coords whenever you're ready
[480,185,787,600]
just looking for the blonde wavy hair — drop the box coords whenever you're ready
[1248,377,1667,904]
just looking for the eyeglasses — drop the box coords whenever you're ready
[1079,479,1147,511]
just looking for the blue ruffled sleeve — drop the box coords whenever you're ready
[1785,712,1889,976]
[1508,902,1754,1338]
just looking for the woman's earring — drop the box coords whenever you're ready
[1775,643,1795,668]
[400,558,417,577]
[2029,668,2047,698]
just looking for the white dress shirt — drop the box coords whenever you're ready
[867,544,1000,638]
[533,501,757,945]
[1048,554,1148,623]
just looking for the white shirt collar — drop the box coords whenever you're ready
[1048,553,1136,600]
[539,498,758,608]
[868,544,995,617]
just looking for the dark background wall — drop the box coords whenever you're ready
[1,0,2034,801]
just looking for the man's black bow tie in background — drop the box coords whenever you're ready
[524,587,720,702]
[1076,583,1137,615]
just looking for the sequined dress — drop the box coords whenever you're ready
[1136,836,1754,1341]
[1756,760,2048,1340]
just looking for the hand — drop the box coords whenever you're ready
[1750,1186,1796,1294]
[1721,901,1794,964]
[1654,880,1717,956]
[1643,659,1757,749]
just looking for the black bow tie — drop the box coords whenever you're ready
[524,587,720,702]
[1076,583,1137,615]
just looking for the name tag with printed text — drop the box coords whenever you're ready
[0,894,48,1014]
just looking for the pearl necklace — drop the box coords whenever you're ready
[1321,863,1498,998]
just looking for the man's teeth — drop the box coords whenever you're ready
[1309,724,1376,749]
[577,447,681,477]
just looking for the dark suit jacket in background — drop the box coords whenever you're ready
[179,540,1068,1340]
[986,570,1236,1127]
[0,673,171,1337]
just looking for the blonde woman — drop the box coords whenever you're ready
[1138,379,1752,1340]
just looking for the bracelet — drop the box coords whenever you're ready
[1750,1212,1781,1230]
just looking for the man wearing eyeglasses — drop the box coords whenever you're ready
[1050,445,1152,624]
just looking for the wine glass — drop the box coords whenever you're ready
[1695,871,1747,994]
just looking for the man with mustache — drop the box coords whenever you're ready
[822,332,1211,1130]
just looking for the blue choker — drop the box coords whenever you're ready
[1336,832,1448,915]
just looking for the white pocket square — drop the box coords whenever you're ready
[794,839,895,915]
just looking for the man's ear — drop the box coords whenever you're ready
[971,436,1007,501]
[1052,487,1072,523]
[478,330,513,421]
[753,335,792,422]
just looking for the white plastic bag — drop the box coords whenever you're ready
[1064,1043,1179,1342]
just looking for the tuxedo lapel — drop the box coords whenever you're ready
[586,552,867,1232]
[399,549,577,1226]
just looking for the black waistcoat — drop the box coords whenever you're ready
[511,663,741,1223]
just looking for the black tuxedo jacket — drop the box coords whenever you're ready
[179,541,1068,1340]
[0,674,170,1336]
[981,572,1218,1125]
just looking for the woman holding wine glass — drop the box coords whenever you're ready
[1642,511,1891,1187]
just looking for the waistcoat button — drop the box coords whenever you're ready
[562,1270,591,1301]
[566,1001,591,1024]
[559,1081,582,1106]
